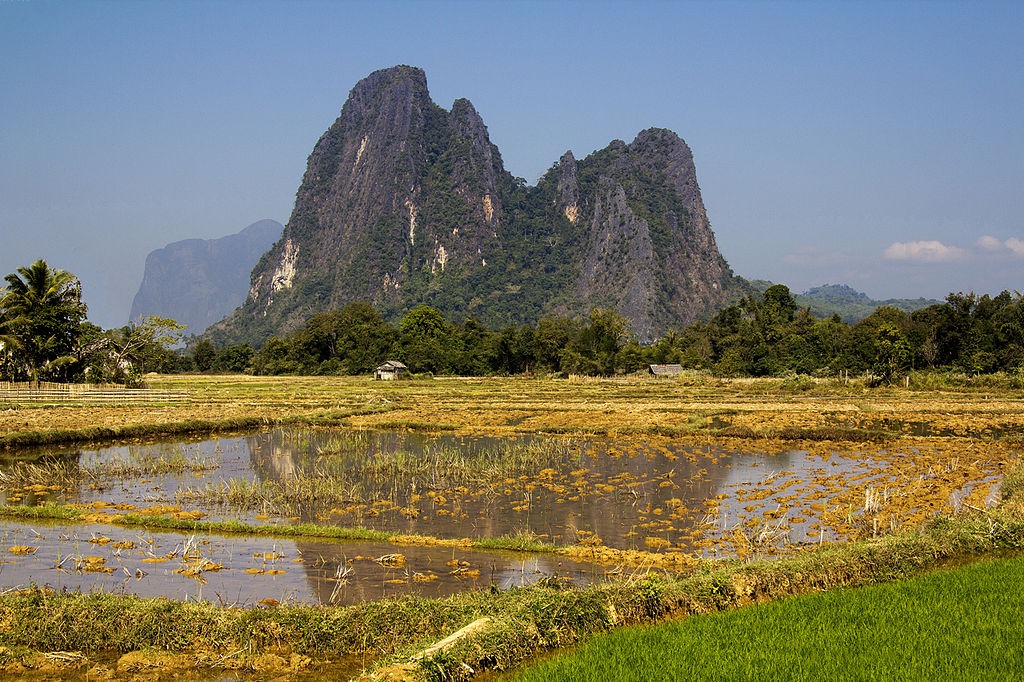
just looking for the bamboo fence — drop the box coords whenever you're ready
[0,382,189,405]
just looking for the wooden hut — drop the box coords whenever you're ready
[374,360,409,381]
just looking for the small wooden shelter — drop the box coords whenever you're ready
[648,363,684,377]
[374,360,409,381]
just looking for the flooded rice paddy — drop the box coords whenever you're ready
[0,427,1004,605]
[0,519,596,606]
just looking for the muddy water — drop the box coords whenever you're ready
[0,427,999,604]
[0,519,599,606]
[226,429,868,549]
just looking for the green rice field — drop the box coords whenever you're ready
[511,555,1024,681]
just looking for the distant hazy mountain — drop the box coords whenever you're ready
[751,281,938,322]
[130,219,282,335]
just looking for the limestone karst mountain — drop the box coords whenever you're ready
[130,219,282,334]
[210,66,745,345]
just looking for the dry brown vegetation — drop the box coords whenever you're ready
[2,373,1023,441]
[1,374,1022,679]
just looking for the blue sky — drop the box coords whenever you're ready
[2,0,1021,329]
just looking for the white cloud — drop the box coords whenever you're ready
[883,240,967,263]
[977,235,1003,251]
[1004,237,1024,257]
[975,235,1024,257]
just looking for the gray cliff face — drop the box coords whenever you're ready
[130,219,282,334]
[243,66,509,334]
[552,128,738,341]
[249,65,432,316]
[578,180,658,341]
[445,97,504,260]
[213,66,745,345]
[556,151,580,218]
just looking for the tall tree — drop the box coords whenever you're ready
[399,305,454,374]
[83,316,185,385]
[565,308,634,376]
[0,260,88,384]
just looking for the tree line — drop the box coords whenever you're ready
[3,261,1023,384]
[191,284,1024,383]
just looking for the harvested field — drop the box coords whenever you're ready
[3,373,1024,445]
[0,374,1021,680]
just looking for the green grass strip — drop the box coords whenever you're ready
[116,516,557,553]
[0,503,84,522]
[471,533,559,553]
[0,503,557,553]
[114,513,394,543]
[512,555,1024,682]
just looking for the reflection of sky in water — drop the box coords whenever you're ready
[1,427,998,603]
[0,520,601,605]
[2,430,888,549]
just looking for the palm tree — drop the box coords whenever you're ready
[0,308,21,380]
[0,259,87,385]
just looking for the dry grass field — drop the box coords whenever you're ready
[3,372,1023,442]
[1,373,1023,680]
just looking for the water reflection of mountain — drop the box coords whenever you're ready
[246,429,303,481]
[18,426,812,555]
[246,428,438,482]
[0,428,825,604]
[238,427,791,552]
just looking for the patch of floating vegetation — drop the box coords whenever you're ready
[2,421,1012,567]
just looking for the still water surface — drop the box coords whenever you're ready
[0,428,896,604]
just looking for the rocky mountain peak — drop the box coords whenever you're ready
[628,128,704,213]
[447,97,503,226]
[449,97,484,134]
[556,151,580,221]
[210,66,747,346]
[342,65,428,131]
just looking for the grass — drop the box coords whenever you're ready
[0,502,82,522]
[0,400,393,450]
[3,375,1024,678]
[473,531,558,553]
[510,555,1024,681]
[0,502,556,554]
[5,373,1024,451]
[0,449,218,504]
[3,505,1024,680]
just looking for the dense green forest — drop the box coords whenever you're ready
[3,260,1022,385]
[188,284,1024,384]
